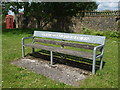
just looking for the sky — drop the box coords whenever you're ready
[8,0,120,15]
[96,0,119,11]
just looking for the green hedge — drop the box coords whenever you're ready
[82,27,119,38]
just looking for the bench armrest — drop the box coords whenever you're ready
[93,45,104,58]
[22,36,34,40]
[94,45,104,51]
[22,36,34,45]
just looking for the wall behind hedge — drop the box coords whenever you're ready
[71,16,118,33]
[13,13,118,33]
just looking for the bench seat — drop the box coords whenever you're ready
[25,44,93,59]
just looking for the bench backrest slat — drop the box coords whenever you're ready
[34,38,95,50]
[33,31,106,45]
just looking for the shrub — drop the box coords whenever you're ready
[109,31,119,37]
[82,27,119,38]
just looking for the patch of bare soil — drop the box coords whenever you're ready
[11,52,93,86]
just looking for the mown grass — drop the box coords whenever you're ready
[2,30,73,88]
[2,29,118,88]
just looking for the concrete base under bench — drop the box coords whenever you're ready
[11,55,89,87]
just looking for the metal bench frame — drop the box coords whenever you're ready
[22,31,106,75]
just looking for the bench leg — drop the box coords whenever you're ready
[32,39,35,53]
[99,56,103,70]
[92,56,96,75]
[22,45,25,58]
[50,51,53,65]
[60,44,65,62]
[32,48,35,53]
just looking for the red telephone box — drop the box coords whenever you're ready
[6,15,14,29]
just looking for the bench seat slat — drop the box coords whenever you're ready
[34,38,95,50]
[25,44,93,59]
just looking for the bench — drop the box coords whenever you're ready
[22,31,106,75]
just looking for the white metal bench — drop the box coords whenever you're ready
[22,31,106,75]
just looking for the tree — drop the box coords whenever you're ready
[2,2,98,30]
[28,2,52,28]
[47,2,97,18]
[2,2,23,16]
[45,2,98,32]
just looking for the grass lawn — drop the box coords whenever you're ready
[2,29,118,88]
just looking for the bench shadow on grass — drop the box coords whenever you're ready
[27,50,106,74]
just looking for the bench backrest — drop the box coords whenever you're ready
[33,31,106,45]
